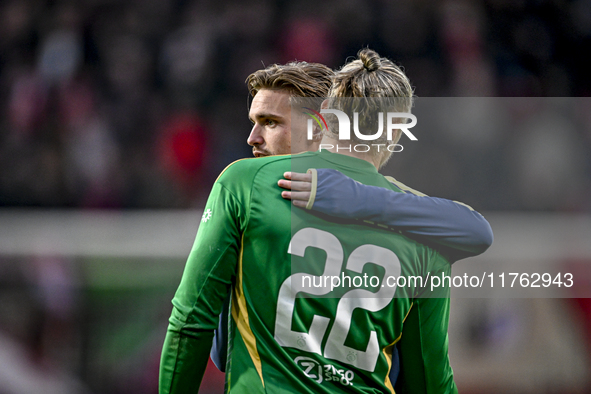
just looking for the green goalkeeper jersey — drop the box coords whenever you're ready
[159,150,457,394]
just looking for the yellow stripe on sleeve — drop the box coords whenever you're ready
[385,176,475,210]
[384,176,428,197]
[231,235,265,387]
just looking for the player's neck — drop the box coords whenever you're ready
[319,136,380,169]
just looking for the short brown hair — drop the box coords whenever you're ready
[246,61,334,98]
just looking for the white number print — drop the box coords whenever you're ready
[274,228,342,355]
[323,244,400,371]
[274,228,401,373]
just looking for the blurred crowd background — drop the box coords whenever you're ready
[0,0,590,211]
[1,0,591,393]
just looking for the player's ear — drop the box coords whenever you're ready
[312,123,323,141]
[311,100,329,141]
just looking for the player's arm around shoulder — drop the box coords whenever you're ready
[385,175,493,257]
[279,168,493,261]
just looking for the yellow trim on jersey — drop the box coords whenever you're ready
[383,302,414,393]
[383,342,397,394]
[385,176,428,197]
[305,168,318,210]
[215,158,253,183]
[215,152,309,183]
[386,175,476,211]
[231,235,265,387]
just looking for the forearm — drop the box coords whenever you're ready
[396,298,457,394]
[359,192,493,257]
[310,168,493,260]
[160,326,214,394]
[397,257,456,394]
[160,269,232,393]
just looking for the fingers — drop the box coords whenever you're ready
[280,171,312,207]
[292,199,308,208]
[281,191,311,203]
[277,178,312,192]
[277,179,291,190]
[284,171,313,182]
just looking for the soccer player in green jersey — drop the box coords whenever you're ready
[212,54,491,384]
[159,49,460,393]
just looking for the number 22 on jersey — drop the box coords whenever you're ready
[274,227,401,372]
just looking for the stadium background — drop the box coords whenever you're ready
[0,0,590,393]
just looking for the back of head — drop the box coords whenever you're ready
[246,62,334,98]
[327,49,414,168]
[330,49,413,103]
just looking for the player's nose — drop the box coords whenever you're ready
[247,124,264,146]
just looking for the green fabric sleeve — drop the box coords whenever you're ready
[159,179,245,394]
[395,248,457,394]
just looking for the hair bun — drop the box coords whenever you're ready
[359,48,381,72]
